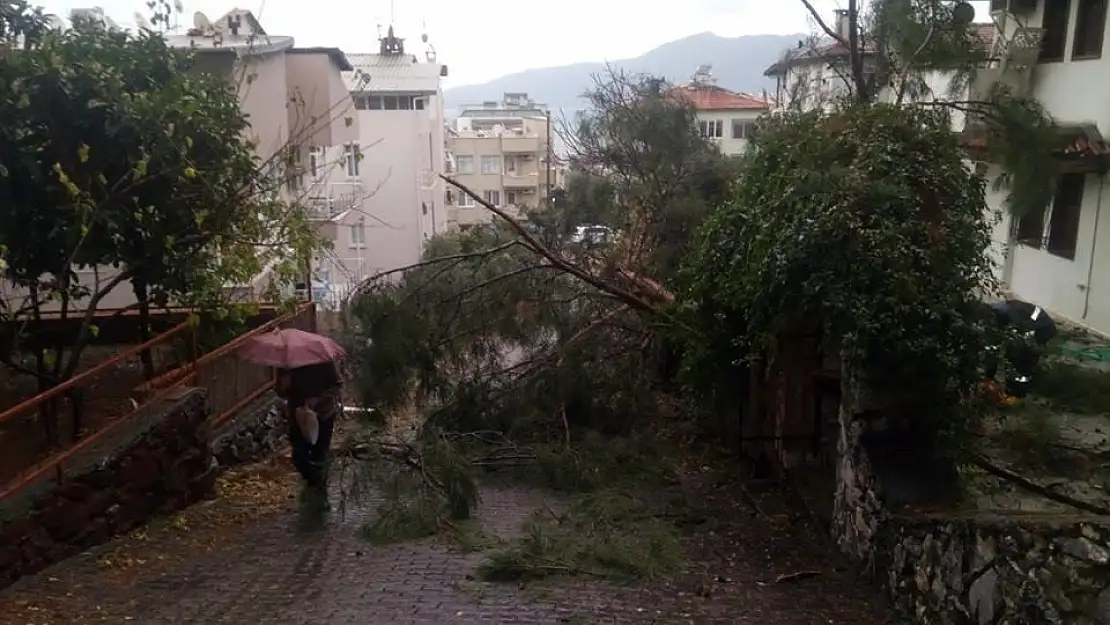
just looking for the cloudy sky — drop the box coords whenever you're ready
[38,0,989,87]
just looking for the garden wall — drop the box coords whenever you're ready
[210,392,286,468]
[834,387,1110,624]
[0,387,216,589]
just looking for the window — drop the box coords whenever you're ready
[1015,208,1046,248]
[350,222,366,246]
[484,190,501,206]
[504,156,516,172]
[344,143,361,177]
[506,191,518,205]
[699,119,724,139]
[1040,0,1071,62]
[731,120,756,140]
[353,95,368,110]
[459,193,475,207]
[309,146,323,179]
[456,155,475,174]
[1047,173,1085,259]
[365,94,424,110]
[1073,0,1108,58]
[480,155,502,174]
[445,190,455,205]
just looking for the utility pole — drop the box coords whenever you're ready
[545,110,553,207]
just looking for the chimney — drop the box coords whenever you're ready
[833,9,851,40]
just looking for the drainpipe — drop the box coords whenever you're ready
[1082,175,1105,319]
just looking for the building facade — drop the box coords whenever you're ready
[305,26,449,306]
[1,8,360,313]
[446,93,555,228]
[979,0,1110,335]
[672,65,771,156]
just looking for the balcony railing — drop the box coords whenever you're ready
[304,181,363,220]
[503,171,540,188]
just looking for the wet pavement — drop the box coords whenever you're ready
[0,464,895,625]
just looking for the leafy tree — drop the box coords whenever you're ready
[679,105,997,441]
[335,70,736,535]
[786,0,1059,219]
[0,2,323,435]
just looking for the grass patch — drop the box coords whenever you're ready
[1034,361,1110,414]
[476,488,684,583]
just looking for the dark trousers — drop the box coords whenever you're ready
[289,415,336,489]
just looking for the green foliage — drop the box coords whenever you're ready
[0,3,322,382]
[679,105,997,438]
[477,489,683,582]
[345,223,657,440]
[565,70,738,278]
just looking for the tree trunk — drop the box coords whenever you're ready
[133,276,155,380]
[28,284,59,446]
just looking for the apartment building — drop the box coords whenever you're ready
[763,3,1110,337]
[297,26,450,305]
[672,65,771,156]
[763,10,992,124]
[1,8,360,312]
[446,93,555,228]
[977,0,1110,336]
[170,9,360,304]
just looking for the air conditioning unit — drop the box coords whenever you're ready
[990,0,1036,14]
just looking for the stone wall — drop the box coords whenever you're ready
[833,376,1110,625]
[879,513,1110,625]
[210,392,285,469]
[0,387,216,589]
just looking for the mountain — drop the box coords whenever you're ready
[443,32,804,117]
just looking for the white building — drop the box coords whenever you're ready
[309,26,448,305]
[978,0,1110,335]
[671,65,771,156]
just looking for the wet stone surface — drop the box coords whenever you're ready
[0,475,894,625]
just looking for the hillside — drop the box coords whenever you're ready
[443,32,803,116]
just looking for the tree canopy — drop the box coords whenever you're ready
[0,2,322,384]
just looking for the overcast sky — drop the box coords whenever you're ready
[37,0,990,87]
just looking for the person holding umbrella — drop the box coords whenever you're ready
[238,328,346,509]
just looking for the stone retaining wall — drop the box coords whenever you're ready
[0,388,215,589]
[833,383,1110,625]
[879,513,1110,625]
[210,392,285,469]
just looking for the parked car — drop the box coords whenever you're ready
[570,225,616,248]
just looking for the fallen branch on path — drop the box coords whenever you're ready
[969,453,1110,516]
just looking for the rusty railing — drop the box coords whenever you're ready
[0,301,316,503]
[0,321,195,501]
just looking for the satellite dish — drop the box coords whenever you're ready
[193,11,213,31]
[44,14,65,30]
[952,1,975,25]
[134,12,152,30]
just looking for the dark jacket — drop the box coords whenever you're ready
[277,362,341,418]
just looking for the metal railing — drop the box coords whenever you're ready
[0,321,194,502]
[0,302,316,503]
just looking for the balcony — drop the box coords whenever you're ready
[502,171,540,189]
[500,135,542,153]
[303,181,363,220]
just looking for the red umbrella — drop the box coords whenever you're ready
[237,328,346,369]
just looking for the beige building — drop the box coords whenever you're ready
[0,8,360,313]
[308,25,449,307]
[445,93,555,228]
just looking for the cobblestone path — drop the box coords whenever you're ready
[0,462,895,625]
